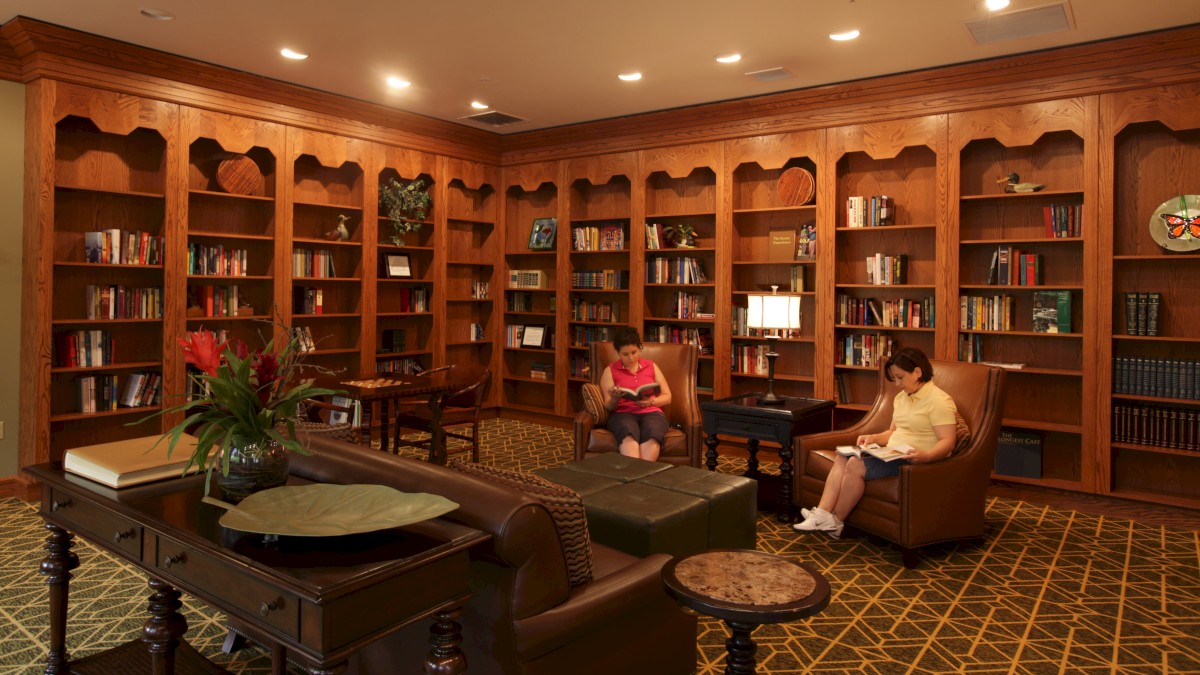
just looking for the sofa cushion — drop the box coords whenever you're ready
[581,383,609,426]
[450,460,594,587]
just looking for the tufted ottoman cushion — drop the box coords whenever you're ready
[640,465,758,550]
[582,481,708,558]
[558,452,672,483]
[531,466,622,497]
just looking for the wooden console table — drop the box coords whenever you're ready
[24,464,488,674]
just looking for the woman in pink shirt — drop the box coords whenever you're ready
[598,327,673,461]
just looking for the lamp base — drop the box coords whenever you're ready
[756,346,785,405]
[756,391,786,405]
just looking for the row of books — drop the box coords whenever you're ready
[838,295,934,328]
[191,285,241,317]
[988,248,1041,286]
[669,292,707,320]
[864,253,907,285]
[508,269,547,289]
[846,196,893,228]
[292,326,316,353]
[837,333,895,368]
[572,269,629,290]
[960,294,1014,331]
[188,243,248,277]
[78,372,162,413]
[570,355,589,378]
[470,281,490,299]
[378,328,407,353]
[505,325,554,349]
[572,222,626,251]
[570,325,614,347]
[644,223,675,250]
[85,230,163,265]
[86,285,164,320]
[469,323,486,342]
[732,344,770,375]
[293,287,325,315]
[376,356,424,374]
[570,299,620,323]
[1043,204,1081,238]
[530,362,553,380]
[1111,402,1198,451]
[292,248,337,278]
[644,326,714,354]
[507,291,537,313]
[1123,292,1161,336]
[647,257,708,284]
[55,330,112,367]
[731,307,801,339]
[119,371,163,408]
[393,287,429,313]
[958,333,985,363]
[1112,357,1199,400]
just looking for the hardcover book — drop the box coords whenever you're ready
[1032,290,1071,333]
[768,228,797,262]
[63,434,200,488]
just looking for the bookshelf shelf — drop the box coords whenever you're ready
[292,198,363,210]
[732,205,817,214]
[187,231,273,242]
[1001,418,1082,434]
[51,361,161,374]
[960,189,1083,201]
[185,315,271,322]
[50,405,164,423]
[189,188,274,202]
[1112,335,1200,343]
[834,324,935,333]
[835,223,937,232]
[961,237,1083,245]
[992,474,1083,491]
[56,262,164,270]
[55,184,164,199]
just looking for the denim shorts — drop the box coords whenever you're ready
[607,411,669,444]
[863,454,907,480]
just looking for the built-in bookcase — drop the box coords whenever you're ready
[1099,84,1200,508]
[641,144,721,400]
[828,117,945,426]
[726,132,822,401]
[950,100,1095,492]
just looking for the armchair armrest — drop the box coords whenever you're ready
[573,410,597,461]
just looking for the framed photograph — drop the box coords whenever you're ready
[385,254,412,279]
[528,217,557,250]
[521,324,547,349]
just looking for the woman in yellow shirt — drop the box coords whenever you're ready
[794,347,958,538]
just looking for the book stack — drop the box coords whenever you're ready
[192,284,240,317]
[645,222,665,250]
[188,243,248,276]
[471,281,489,299]
[864,253,907,285]
[569,298,620,323]
[569,325,614,346]
[292,286,324,315]
[958,334,984,363]
[530,362,553,380]
[470,323,485,342]
[379,328,406,353]
[572,269,629,289]
[1124,292,1161,336]
[77,374,118,413]
[646,257,707,284]
[670,292,706,319]
[1042,204,1081,238]
[84,230,164,265]
[959,294,1014,331]
[86,285,164,320]
[732,344,770,375]
[837,333,894,368]
[572,222,625,251]
[988,247,1041,286]
[376,356,423,374]
[292,248,337,278]
[1112,357,1198,400]
[1111,402,1198,450]
[1031,291,1072,333]
[845,196,893,227]
[119,371,162,408]
[55,330,113,367]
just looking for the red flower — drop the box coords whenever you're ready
[177,330,228,377]
[252,350,281,405]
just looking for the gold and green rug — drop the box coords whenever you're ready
[2,419,1197,673]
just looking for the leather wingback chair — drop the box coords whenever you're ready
[795,359,1007,568]
[573,342,702,467]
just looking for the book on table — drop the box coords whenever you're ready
[835,442,913,462]
[63,434,201,488]
[613,382,661,401]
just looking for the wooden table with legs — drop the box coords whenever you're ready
[24,464,488,675]
[339,368,475,463]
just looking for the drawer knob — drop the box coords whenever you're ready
[113,529,135,544]
[260,599,281,617]
[162,553,185,568]
[50,498,72,512]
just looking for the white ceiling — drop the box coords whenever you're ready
[1,1,1198,134]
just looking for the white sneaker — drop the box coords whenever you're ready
[793,508,835,532]
[800,507,814,521]
[826,517,844,540]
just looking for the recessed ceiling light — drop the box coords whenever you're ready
[618,72,642,82]
[470,101,489,110]
[715,53,742,64]
[139,8,175,20]
[280,48,308,60]
[386,76,412,89]
[985,0,1010,9]
[829,30,860,41]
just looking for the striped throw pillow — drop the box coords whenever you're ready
[581,383,609,426]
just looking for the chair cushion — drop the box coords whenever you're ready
[581,383,609,426]
[586,427,686,458]
[449,460,594,587]
[953,411,971,455]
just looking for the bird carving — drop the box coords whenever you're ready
[324,214,351,241]
[997,172,1045,193]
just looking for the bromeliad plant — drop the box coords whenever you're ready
[140,328,339,493]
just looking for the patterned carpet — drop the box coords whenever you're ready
[2,418,1198,674]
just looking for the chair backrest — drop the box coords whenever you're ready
[588,341,698,427]
[862,358,1004,448]
[443,364,492,409]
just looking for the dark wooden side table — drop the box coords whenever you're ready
[338,369,475,462]
[24,464,489,675]
[701,395,835,521]
[662,549,831,674]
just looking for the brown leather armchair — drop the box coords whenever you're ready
[573,342,702,467]
[795,359,1007,568]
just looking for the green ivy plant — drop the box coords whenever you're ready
[380,178,432,246]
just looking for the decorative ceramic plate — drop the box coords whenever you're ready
[209,484,459,536]
[1149,195,1200,252]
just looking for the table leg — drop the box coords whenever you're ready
[361,399,375,451]
[425,608,467,674]
[704,433,719,471]
[40,522,79,674]
[143,578,188,675]
[723,620,761,675]
[427,395,447,465]
[745,439,761,477]
[776,442,795,522]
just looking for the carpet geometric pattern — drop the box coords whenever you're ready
[1,418,1197,674]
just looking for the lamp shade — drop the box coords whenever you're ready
[746,293,802,330]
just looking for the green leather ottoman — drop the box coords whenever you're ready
[557,452,673,483]
[531,466,622,497]
[582,481,708,558]
[639,465,757,550]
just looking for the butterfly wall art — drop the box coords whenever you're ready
[1150,195,1200,252]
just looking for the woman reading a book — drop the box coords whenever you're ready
[599,327,673,461]
[794,347,958,538]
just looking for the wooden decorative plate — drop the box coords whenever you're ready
[216,154,264,195]
[777,167,815,206]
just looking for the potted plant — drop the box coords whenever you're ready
[380,178,432,246]
[664,223,697,248]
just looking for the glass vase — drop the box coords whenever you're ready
[216,437,289,503]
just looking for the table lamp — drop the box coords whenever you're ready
[746,286,802,404]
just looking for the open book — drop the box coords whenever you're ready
[835,442,913,462]
[614,382,660,401]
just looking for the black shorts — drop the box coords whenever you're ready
[607,411,669,444]
[862,454,908,480]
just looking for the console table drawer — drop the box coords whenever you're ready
[46,488,143,558]
[152,533,299,639]
[713,418,779,439]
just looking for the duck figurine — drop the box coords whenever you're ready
[997,172,1045,193]
[324,214,351,241]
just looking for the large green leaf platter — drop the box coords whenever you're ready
[207,484,459,536]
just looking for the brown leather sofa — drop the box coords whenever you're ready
[794,359,1006,568]
[282,435,698,674]
[573,341,702,466]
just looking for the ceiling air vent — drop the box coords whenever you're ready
[460,110,527,127]
[746,67,795,83]
[964,2,1073,45]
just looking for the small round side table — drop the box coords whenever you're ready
[661,549,830,674]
